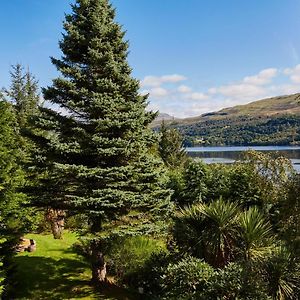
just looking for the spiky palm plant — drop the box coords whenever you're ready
[238,207,275,262]
[265,247,299,300]
[174,198,240,268]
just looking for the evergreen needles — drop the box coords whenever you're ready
[29,0,171,283]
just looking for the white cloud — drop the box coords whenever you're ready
[147,102,160,112]
[216,83,266,99]
[144,65,300,118]
[141,74,187,87]
[243,68,278,85]
[189,92,209,100]
[268,83,300,96]
[284,64,300,83]
[177,85,192,93]
[208,87,217,94]
[211,68,279,101]
[149,87,169,97]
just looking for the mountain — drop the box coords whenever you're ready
[158,93,300,146]
[151,113,177,127]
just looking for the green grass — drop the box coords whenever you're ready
[13,231,138,300]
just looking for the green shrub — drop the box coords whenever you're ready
[200,262,270,300]
[126,250,173,298]
[160,256,214,299]
[264,248,300,300]
[65,214,88,231]
[167,169,185,205]
[107,236,166,283]
[180,160,209,205]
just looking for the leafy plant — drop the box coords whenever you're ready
[264,247,299,300]
[174,198,239,267]
[238,207,275,262]
[160,256,214,300]
[106,236,166,282]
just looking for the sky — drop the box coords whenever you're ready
[1,0,300,118]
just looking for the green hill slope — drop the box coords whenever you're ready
[159,93,300,146]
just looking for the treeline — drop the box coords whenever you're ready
[172,115,300,146]
[0,65,41,296]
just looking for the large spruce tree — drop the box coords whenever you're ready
[30,0,170,282]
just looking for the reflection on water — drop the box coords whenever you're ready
[186,146,300,173]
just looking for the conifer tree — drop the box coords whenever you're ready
[30,0,170,283]
[5,64,39,128]
[0,100,25,297]
[159,121,187,169]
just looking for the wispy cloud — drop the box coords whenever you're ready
[284,64,300,83]
[143,65,300,118]
[189,92,209,100]
[243,68,278,85]
[177,85,192,93]
[141,74,187,87]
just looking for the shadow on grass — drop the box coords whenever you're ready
[13,255,139,300]
[13,256,96,299]
[94,282,140,300]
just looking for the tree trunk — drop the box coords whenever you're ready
[91,244,107,285]
[45,208,65,239]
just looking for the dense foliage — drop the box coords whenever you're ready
[0,100,25,297]
[4,64,39,129]
[0,66,41,297]
[126,153,300,299]
[27,0,171,284]
[158,121,187,169]
[171,115,300,146]
[0,0,299,298]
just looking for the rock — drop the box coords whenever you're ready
[16,238,36,252]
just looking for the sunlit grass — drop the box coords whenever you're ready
[13,231,136,300]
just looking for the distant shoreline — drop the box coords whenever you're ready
[186,145,300,152]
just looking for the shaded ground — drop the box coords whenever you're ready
[12,232,137,300]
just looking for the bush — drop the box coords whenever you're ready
[167,169,185,205]
[264,248,300,300]
[126,250,173,298]
[65,214,88,231]
[106,236,166,284]
[200,263,270,300]
[174,261,271,300]
[160,256,214,299]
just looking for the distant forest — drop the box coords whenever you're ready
[171,115,300,146]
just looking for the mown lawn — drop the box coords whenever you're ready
[13,231,137,300]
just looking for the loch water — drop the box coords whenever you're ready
[186,146,300,173]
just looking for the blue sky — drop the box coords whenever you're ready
[1,0,300,117]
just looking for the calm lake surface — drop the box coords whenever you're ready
[186,146,300,173]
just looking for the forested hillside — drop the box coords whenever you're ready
[157,93,300,146]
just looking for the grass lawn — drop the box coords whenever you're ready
[13,231,138,300]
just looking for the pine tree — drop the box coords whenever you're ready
[0,99,25,297]
[23,69,39,123]
[29,0,171,283]
[159,121,187,169]
[4,64,39,128]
